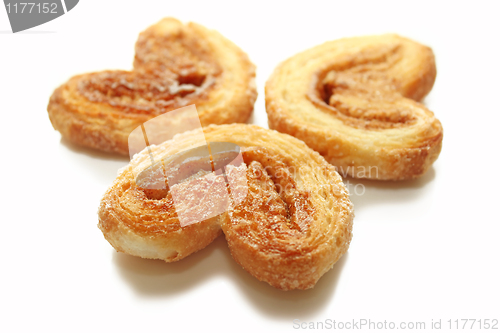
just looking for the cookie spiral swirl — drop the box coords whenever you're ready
[266,34,443,180]
[48,18,256,154]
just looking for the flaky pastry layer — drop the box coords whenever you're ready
[266,34,443,180]
[48,18,257,155]
[98,124,354,290]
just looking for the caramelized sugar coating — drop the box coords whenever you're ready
[98,124,353,290]
[266,34,443,180]
[48,18,257,154]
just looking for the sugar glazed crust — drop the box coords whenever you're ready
[48,18,257,155]
[266,34,443,180]
[98,124,354,290]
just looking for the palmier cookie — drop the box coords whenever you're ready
[98,124,354,290]
[266,34,443,180]
[48,18,257,155]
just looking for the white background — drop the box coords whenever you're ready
[1,1,499,332]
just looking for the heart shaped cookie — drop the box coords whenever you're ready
[48,18,257,154]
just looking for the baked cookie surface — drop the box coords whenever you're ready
[98,124,354,290]
[266,34,443,180]
[48,18,257,155]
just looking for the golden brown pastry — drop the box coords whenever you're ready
[266,34,443,180]
[98,124,354,290]
[48,18,257,155]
